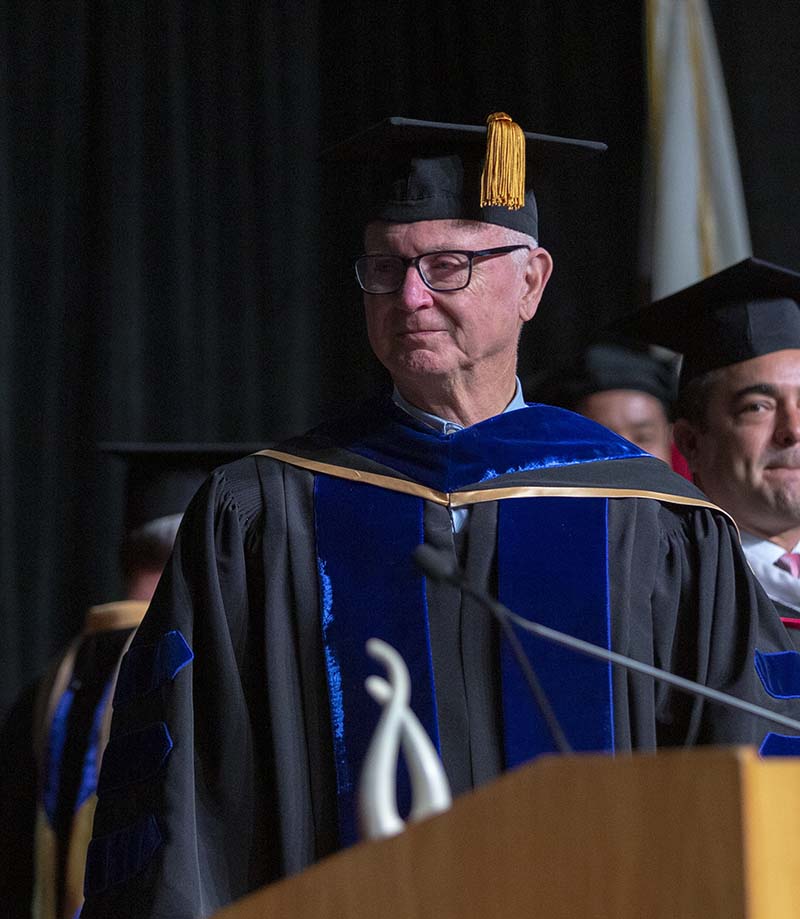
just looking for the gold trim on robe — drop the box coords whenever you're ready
[32,601,146,918]
[256,448,735,527]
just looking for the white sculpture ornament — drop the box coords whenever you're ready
[357,637,452,842]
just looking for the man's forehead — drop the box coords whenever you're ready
[364,218,510,248]
[582,388,670,421]
[720,349,800,391]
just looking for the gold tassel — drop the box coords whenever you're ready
[480,112,526,211]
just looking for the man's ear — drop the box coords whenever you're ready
[519,247,553,322]
[672,418,700,469]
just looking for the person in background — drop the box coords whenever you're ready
[624,257,800,641]
[81,116,800,919]
[0,443,257,919]
[525,340,677,464]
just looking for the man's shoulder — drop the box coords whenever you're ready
[466,403,707,500]
[491,447,701,496]
[186,450,304,527]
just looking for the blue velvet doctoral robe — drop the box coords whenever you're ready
[80,398,800,919]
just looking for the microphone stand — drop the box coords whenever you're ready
[414,544,800,736]
[492,599,573,754]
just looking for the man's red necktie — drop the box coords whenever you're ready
[776,552,800,578]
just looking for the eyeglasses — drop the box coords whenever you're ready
[354,245,530,294]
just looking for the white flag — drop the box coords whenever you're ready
[644,0,752,300]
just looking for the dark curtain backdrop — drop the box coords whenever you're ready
[1,1,798,717]
[709,0,800,269]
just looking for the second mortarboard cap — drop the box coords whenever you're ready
[323,113,606,240]
[530,341,677,412]
[99,442,265,534]
[621,257,800,388]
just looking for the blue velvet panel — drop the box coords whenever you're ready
[43,686,76,823]
[754,649,800,700]
[97,722,174,795]
[75,679,114,810]
[83,813,162,895]
[315,474,435,849]
[45,677,118,822]
[318,400,646,494]
[113,630,194,708]
[759,732,800,757]
[498,497,614,764]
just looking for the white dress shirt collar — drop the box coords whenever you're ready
[392,377,527,434]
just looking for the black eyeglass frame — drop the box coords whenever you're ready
[354,245,531,294]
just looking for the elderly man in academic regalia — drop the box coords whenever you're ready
[81,116,800,919]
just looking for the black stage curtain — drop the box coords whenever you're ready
[709,0,800,268]
[1,1,798,716]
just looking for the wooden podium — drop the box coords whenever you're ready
[211,747,800,919]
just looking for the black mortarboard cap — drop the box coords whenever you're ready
[621,258,800,388]
[530,342,677,411]
[323,113,606,239]
[99,443,264,534]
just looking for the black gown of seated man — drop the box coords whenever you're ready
[0,604,148,919]
[81,395,800,919]
[0,445,252,919]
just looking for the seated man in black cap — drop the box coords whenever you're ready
[628,258,800,641]
[81,117,800,919]
[527,341,677,465]
[0,444,252,919]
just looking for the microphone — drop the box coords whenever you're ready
[415,544,573,754]
[414,543,800,736]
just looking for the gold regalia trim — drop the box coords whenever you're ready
[33,609,141,917]
[257,449,733,523]
[83,600,149,634]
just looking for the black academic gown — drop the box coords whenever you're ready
[81,399,800,919]
[769,599,800,652]
[0,602,145,919]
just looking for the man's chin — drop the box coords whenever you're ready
[764,468,800,500]
[387,352,455,380]
[773,492,800,522]
[752,485,800,535]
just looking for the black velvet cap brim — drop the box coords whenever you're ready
[322,116,606,239]
[618,257,800,386]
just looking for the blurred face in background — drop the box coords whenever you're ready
[577,389,673,463]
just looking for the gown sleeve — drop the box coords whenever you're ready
[80,457,315,919]
[649,502,800,747]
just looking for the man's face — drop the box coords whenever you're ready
[362,219,551,388]
[675,349,800,541]
[577,389,673,463]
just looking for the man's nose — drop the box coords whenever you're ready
[775,403,800,446]
[396,265,434,310]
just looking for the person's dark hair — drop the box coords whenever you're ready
[674,367,724,428]
[120,513,182,583]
